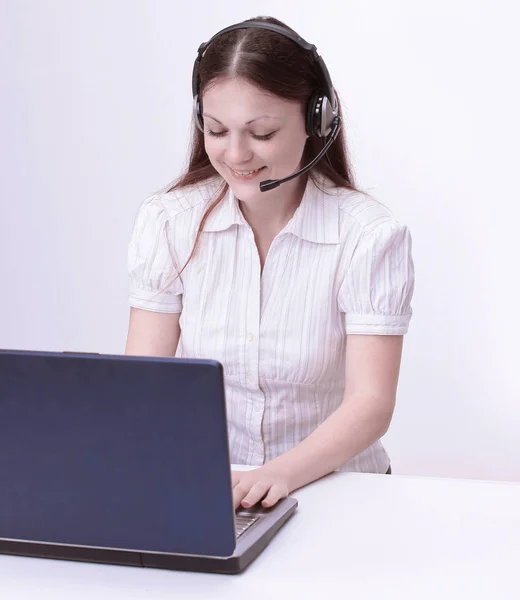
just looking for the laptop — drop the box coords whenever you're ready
[0,349,297,574]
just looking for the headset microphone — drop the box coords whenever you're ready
[259,116,341,192]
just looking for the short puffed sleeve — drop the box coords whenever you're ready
[127,196,183,313]
[339,220,415,334]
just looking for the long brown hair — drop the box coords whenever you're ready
[168,16,359,271]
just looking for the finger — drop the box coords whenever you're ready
[260,484,287,508]
[233,482,252,510]
[231,471,241,487]
[241,481,271,509]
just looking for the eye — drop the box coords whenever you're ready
[205,129,277,141]
[206,129,227,138]
[252,132,276,141]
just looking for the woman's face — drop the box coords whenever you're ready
[202,77,308,203]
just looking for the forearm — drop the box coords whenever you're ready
[266,394,394,492]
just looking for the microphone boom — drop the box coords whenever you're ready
[259,117,341,192]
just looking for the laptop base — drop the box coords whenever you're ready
[0,499,297,574]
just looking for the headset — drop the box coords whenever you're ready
[192,20,342,192]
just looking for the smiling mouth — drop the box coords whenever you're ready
[227,166,266,179]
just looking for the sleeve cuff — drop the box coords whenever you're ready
[128,290,182,313]
[345,312,412,335]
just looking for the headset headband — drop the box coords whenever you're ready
[191,21,337,114]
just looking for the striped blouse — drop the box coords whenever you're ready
[128,175,415,473]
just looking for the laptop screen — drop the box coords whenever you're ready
[0,350,236,557]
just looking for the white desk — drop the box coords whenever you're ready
[1,471,519,599]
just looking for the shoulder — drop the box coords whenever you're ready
[336,188,401,235]
[313,180,409,249]
[138,176,224,222]
[313,177,403,234]
[311,179,411,256]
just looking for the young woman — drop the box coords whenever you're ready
[126,16,415,510]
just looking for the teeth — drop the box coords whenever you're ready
[232,168,260,176]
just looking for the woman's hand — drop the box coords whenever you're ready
[232,465,291,510]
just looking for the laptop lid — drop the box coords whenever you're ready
[0,349,236,558]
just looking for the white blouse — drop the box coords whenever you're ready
[128,176,414,473]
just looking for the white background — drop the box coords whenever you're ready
[1,0,518,482]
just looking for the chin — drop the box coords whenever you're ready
[213,164,269,199]
[227,180,264,202]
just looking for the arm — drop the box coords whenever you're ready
[125,307,181,357]
[233,334,403,508]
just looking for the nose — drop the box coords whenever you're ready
[225,133,253,165]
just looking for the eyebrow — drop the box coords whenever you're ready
[202,114,282,125]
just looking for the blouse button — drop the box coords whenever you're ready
[247,333,254,342]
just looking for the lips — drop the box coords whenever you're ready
[231,167,262,175]
[226,165,266,181]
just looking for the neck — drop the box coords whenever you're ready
[238,175,308,236]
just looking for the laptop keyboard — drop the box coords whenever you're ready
[235,513,259,538]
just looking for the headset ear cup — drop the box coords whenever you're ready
[306,91,322,137]
[320,95,336,137]
[193,95,204,132]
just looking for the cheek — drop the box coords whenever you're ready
[204,138,227,173]
[271,136,307,165]
[204,136,220,159]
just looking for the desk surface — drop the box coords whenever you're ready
[1,470,519,600]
